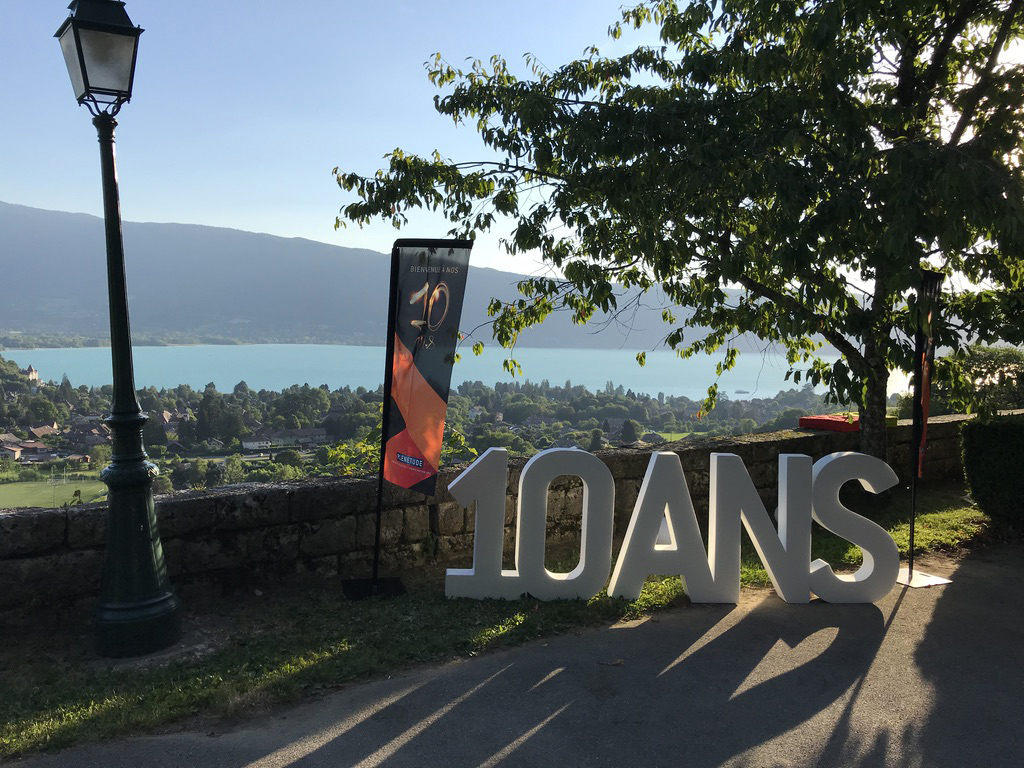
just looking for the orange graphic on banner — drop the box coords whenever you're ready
[383,429,438,488]
[384,335,448,486]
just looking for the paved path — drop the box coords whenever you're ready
[15,544,1024,767]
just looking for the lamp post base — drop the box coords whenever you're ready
[96,591,183,658]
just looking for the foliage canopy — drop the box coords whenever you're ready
[337,0,1024,454]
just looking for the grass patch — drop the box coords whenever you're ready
[660,432,692,441]
[0,574,687,758]
[0,480,107,509]
[0,480,988,758]
[739,480,988,585]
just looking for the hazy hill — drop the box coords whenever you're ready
[0,200,689,351]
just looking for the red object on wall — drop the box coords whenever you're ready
[798,414,860,432]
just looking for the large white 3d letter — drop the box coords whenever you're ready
[608,452,728,602]
[516,449,615,600]
[809,452,900,603]
[708,453,813,603]
[445,448,523,599]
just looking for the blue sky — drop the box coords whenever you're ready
[1,0,651,272]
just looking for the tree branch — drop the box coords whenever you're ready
[913,0,984,120]
[735,274,864,365]
[948,0,1024,145]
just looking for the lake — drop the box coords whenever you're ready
[3,344,910,400]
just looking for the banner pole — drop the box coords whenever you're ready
[898,270,950,589]
[342,246,404,600]
[909,327,924,579]
[373,244,401,589]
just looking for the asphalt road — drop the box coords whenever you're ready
[14,543,1024,767]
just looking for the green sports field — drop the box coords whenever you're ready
[0,480,107,509]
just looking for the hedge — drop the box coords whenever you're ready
[961,414,1024,525]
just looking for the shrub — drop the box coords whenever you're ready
[961,414,1024,525]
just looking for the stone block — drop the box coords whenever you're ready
[182,535,242,574]
[219,489,290,529]
[749,437,786,464]
[542,489,564,523]
[243,525,300,564]
[614,479,640,518]
[560,485,585,521]
[393,542,429,570]
[437,502,465,535]
[158,495,217,539]
[67,506,106,549]
[505,495,517,525]
[356,514,377,548]
[436,533,473,563]
[676,447,708,473]
[381,508,403,546]
[747,461,778,492]
[290,481,353,522]
[403,506,430,543]
[0,549,102,609]
[503,528,517,565]
[298,555,339,578]
[888,446,912,476]
[333,478,380,515]
[380,483,426,509]
[0,508,66,558]
[301,517,356,557]
[339,551,373,580]
[928,438,959,461]
[162,537,184,578]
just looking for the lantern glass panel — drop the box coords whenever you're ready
[58,25,86,101]
[77,26,136,95]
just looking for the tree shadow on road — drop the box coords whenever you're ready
[911,543,1024,767]
[283,594,892,767]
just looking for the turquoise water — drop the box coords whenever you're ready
[3,343,879,400]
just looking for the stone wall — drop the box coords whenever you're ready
[0,416,968,611]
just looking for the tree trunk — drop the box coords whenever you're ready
[858,351,890,460]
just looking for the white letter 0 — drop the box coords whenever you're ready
[516,448,615,600]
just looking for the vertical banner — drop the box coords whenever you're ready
[382,239,473,495]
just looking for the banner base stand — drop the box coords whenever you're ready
[896,568,952,589]
[342,578,406,601]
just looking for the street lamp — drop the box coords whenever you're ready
[56,0,182,657]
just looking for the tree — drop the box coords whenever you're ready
[274,448,304,468]
[221,453,247,485]
[143,418,168,448]
[217,407,245,443]
[176,417,197,448]
[337,0,1024,457]
[933,345,1024,420]
[620,418,641,444]
[196,387,224,441]
[89,444,111,466]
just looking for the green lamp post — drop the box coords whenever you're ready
[56,0,182,657]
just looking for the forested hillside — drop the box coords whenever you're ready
[1,201,698,351]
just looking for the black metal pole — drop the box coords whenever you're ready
[93,113,182,657]
[909,326,925,578]
[908,271,943,580]
[372,246,402,588]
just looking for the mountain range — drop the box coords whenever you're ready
[1,200,691,351]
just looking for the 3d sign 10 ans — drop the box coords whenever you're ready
[445,448,901,604]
